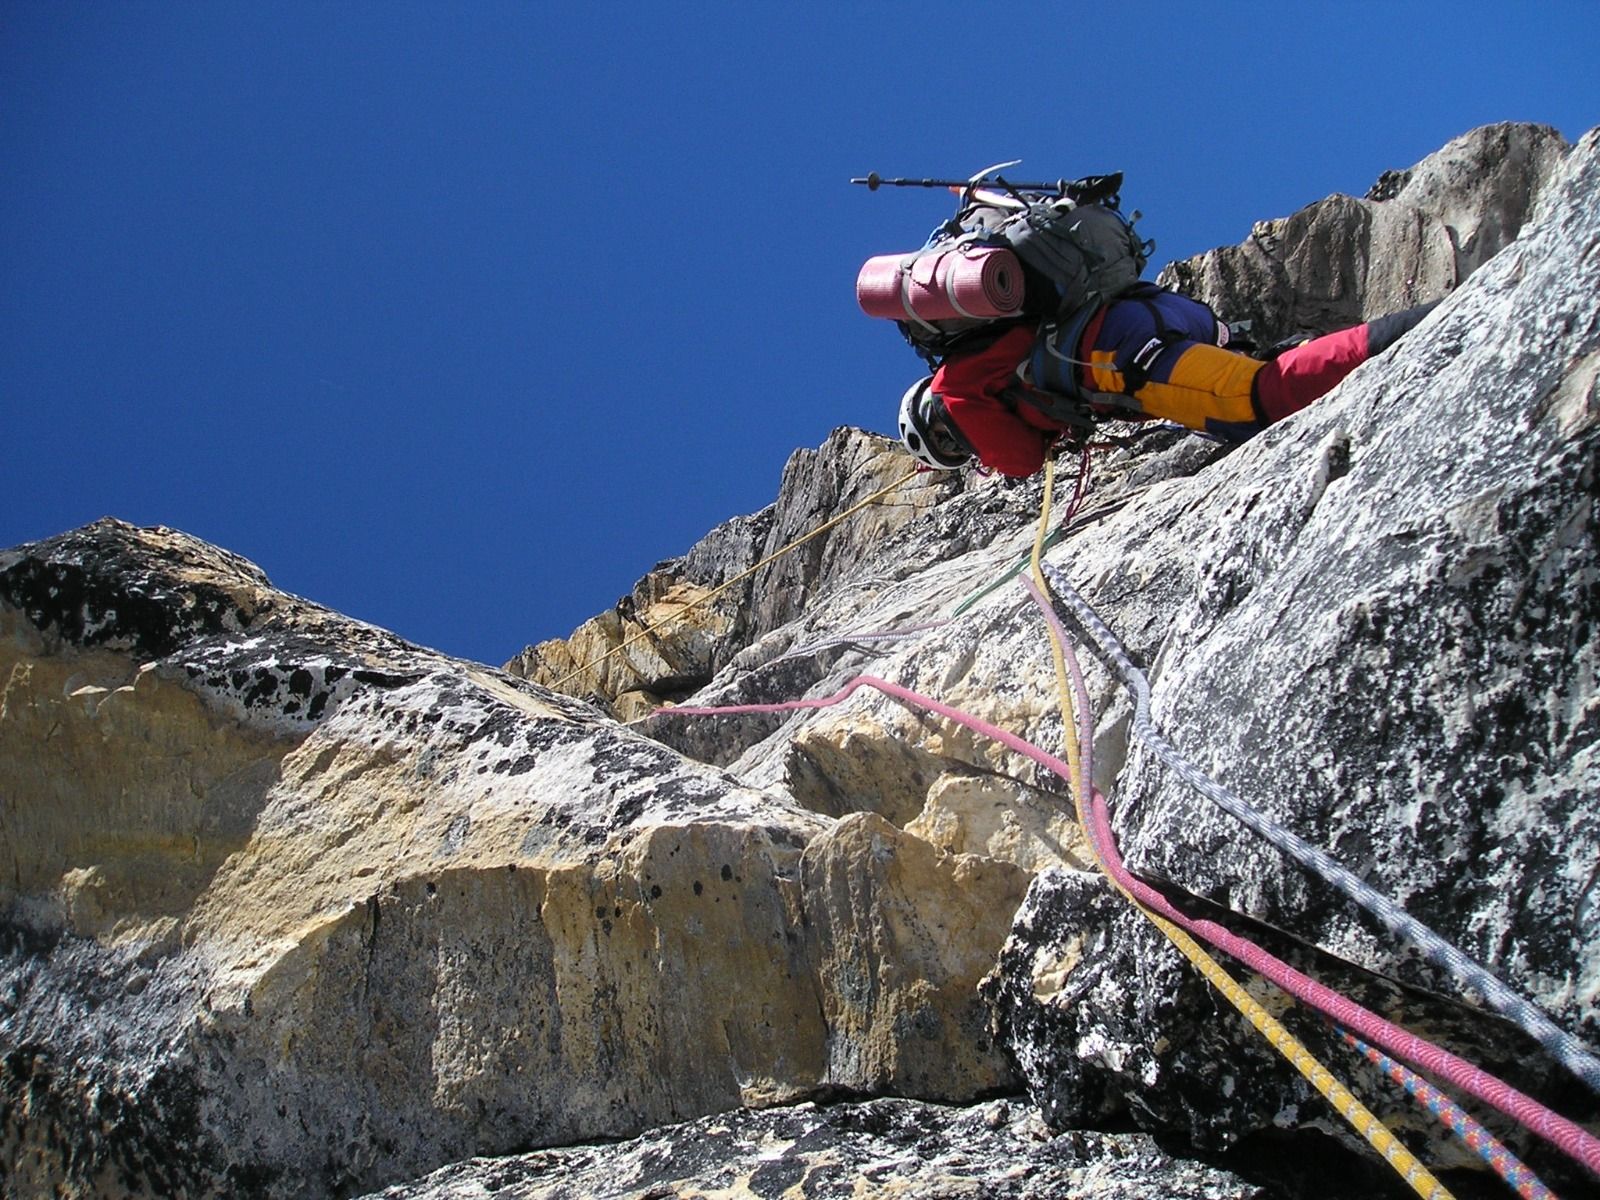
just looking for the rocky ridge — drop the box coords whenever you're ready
[2,122,1596,1199]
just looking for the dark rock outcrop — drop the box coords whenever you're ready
[358,1098,1266,1200]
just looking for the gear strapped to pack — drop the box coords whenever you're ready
[856,165,1162,465]
[854,163,1154,373]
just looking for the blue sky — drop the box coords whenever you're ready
[3,3,1596,666]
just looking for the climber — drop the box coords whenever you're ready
[897,291,1441,476]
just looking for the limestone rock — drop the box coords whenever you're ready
[1370,120,1571,276]
[801,813,1029,1098]
[504,507,776,719]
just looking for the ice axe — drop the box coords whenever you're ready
[851,161,1124,208]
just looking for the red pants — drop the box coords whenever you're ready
[1256,325,1371,424]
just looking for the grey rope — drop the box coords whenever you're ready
[773,620,950,664]
[1040,561,1600,1094]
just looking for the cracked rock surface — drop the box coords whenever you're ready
[0,521,1027,1196]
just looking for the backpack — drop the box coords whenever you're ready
[858,167,1154,370]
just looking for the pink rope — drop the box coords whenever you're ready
[1020,576,1596,1182]
[1336,1027,1555,1199]
[662,673,1075,772]
[1027,574,1559,1195]
[1059,446,1093,531]
[1080,789,1582,1183]
[657,667,1600,1180]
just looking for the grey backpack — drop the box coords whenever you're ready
[879,169,1153,367]
[963,179,1151,313]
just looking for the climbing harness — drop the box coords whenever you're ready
[551,468,921,692]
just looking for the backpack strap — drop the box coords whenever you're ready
[999,306,1102,436]
[1022,300,1101,407]
[895,249,946,339]
[998,381,1101,449]
[1114,284,1193,395]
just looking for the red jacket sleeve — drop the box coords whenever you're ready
[932,326,1050,478]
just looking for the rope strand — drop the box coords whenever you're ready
[1024,572,1571,1193]
[653,457,1597,1189]
[1020,463,1455,1200]
[1036,558,1600,1097]
[1335,1026,1556,1199]
[659,666,1457,1200]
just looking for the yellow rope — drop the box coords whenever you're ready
[552,467,922,691]
[1031,457,1085,800]
[1135,905,1454,1200]
[1028,460,1453,1200]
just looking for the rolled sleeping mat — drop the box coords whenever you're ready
[856,244,1025,325]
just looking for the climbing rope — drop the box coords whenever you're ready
[1021,463,1457,1200]
[652,456,1599,1192]
[659,664,1456,1200]
[771,620,950,666]
[1334,1027,1556,1200]
[1104,896,1459,1199]
[552,467,920,691]
[948,445,1100,619]
[1035,557,1600,1098]
[1024,570,1567,1197]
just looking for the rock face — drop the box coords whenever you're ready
[359,1098,1266,1200]
[505,433,965,722]
[4,122,1598,1200]
[0,523,1027,1196]
[1157,122,1571,346]
[988,121,1600,1166]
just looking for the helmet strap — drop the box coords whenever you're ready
[927,390,978,458]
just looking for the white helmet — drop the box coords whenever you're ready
[897,376,971,470]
